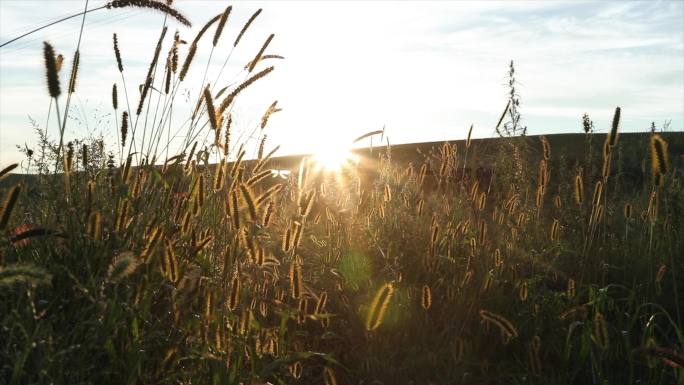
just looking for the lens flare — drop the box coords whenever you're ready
[311,145,358,172]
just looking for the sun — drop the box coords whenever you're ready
[310,144,359,172]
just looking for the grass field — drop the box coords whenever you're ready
[1,2,683,384]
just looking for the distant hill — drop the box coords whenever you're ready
[261,132,683,172]
[2,132,682,189]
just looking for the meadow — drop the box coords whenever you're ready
[1,2,683,384]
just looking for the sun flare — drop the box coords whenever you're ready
[310,144,359,172]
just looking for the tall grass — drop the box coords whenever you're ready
[1,3,683,385]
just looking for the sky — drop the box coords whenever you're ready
[0,0,682,170]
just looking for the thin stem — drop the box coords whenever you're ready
[120,73,134,161]
[147,71,169,159]
[151,72,179,159]
[59,0,90,145]
[53,98,64,173]
[114,109,120,164]
[139,16,168,164]
[185,45,216,151]
[669,252,681,328]
[42,99,53,171]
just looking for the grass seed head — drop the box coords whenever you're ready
[106,0,191,27]
[213,6,232,47]
[289,261,302,299]
[248,33,274,73]
[234,8,262,47]
[113,33,124,72]
[0,164,18,181]
[68,50,80,94]
[650,134,669,180]
[593,311,609,350]
[608,106,620,147]
[43,42,61,98]
[0,185,21,230]
[107,252,139,283]
[479,310,518,343]
[204,85,219,130]
[421,284,432,310]
[112,83,118,110]
[366,283,394,331]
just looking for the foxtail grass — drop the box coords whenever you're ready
[105,0,191,27]
[366,283,394,331]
